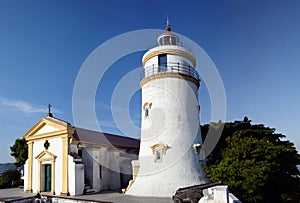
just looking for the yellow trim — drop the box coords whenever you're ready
[35,150,57,160]
[25,129,72,141]
[23,116,73,139]
[140,72,200,88]
[37,160,41,193]
[75,141,123,148]
[123,179,135,193]
[51,159,55,195]
[78,142,111,148]
[132,165,140,181]
[108,147,120,152]
[69,138,80,145]
[123,164,140,193]
[61,136,69,196]
[86,146,102,151]
[35,150,57,195]
[143,102,152,110]
[150,144,168,155]
[25,141,33,193]
[142,49,196,67]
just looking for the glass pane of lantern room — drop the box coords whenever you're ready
[165,36,171,45]
[170,36,177,45]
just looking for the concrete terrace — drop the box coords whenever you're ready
[0,188,173,203]
[0,188,34,202]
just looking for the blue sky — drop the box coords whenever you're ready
[0,0,299,163]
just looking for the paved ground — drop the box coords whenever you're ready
[76,191,173,203]
[0,188,173,203]
[0,188,35,201]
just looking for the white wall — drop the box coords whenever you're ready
[108,151,120,190]
[68,155,84,196]
[99,148,109,190]
[35,125,58,136]
[30,137,62,195]
[199,186,241,203]
[127,76,207,197]
[91,149,101,192]
[81,148,93,188]
[81,147,137,192]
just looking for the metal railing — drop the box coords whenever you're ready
[142,62,200,81]
[176,41,192,52]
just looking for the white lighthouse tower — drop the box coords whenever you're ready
[125,23,208,197]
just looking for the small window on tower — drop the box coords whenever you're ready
[151,144,168,163]
[145,108,149,118]
[155,149,163,163]
[143,102,152,118]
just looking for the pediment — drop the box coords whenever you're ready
[35,150,57,161]
[34,124,60,136]
[23,116,73,140]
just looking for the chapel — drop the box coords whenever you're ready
[23,113,139,196]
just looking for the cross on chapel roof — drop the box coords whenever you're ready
[47,104,53,117]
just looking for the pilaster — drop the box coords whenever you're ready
[51,159,55,195]
[25,141,33,193]
[60,136,69,196]
[37,160,41,193]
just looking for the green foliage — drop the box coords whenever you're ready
[10,138,28,167]
[0,169,22,189]
[203,117,300,203]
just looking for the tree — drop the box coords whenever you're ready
[0,169,22,189]
[203,118,300,203]
[10,138,28,167]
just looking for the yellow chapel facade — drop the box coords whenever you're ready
[23,114,139,196]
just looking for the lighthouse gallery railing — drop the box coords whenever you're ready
[142,62,200,81]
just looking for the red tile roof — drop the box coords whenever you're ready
[73,127,140,149]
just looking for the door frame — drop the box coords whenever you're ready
[35,150,57,194]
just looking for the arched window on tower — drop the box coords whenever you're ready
[150,144,169,163]
[143,102,152,118]
[145,109,149,117]
[155,149,162,162]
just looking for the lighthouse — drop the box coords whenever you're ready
[125,23,208,197]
